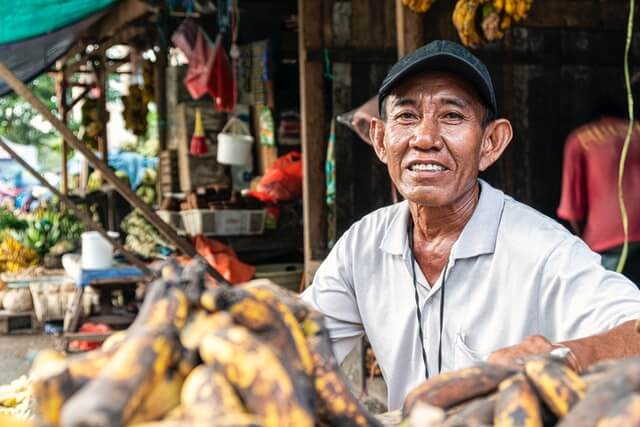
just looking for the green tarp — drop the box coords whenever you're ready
[0,0,116,45]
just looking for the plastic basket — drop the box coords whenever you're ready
[157,210,185,232]
[180,209,266,236]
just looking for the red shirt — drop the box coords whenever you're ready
[557,117,640,252]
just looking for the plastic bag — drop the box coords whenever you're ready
[171,18,199,59]
[183,27,216,100]
[250,151,302,203]
[208,34,236,112]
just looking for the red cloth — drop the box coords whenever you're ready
[557,117,640,251]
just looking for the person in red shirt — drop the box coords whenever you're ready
[558,98,640,285]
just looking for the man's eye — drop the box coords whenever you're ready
[396,112,417,121]
[443,112,464,120]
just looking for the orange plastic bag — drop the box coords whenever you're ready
[192,235,255,284]
[250,151,302,203]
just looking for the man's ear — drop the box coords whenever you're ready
[479,118,513,171]
[370,118,388,164]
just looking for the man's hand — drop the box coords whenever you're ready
[488,335,554,367]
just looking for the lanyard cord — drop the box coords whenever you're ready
[408,220,448,379]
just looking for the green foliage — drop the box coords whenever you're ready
[0,207,27,231]
[0,75,79,147]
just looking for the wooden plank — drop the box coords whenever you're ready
[352,0,384,48]
[395,0,424,57]
[0,64,222,280]
[299,0,328,277]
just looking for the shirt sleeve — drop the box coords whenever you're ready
[300,227,364,363]
[557,135,587,221]
[539,236,640,341]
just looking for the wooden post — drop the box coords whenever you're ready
[96,57,109,163]
[299,0,327,285]
[0,61,229,285]
[55,69,69,195]
[0,137,152,276]
[396,0,424,57]
[155,21,168,152]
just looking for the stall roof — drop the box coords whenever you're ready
[0,0,118,97]
[0,0,116,45]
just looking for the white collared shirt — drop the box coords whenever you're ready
[301,179,640,410]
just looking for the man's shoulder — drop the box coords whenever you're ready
[341,202,407,245]
[500,194,577,252]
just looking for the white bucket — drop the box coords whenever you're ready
[217,132,253,165]
[81,231,113,269]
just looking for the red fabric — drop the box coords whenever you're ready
[558,117,640,251]
[192,235,255,284]
[69,323,112,352]
[183,28,216,100]
[208,35,235,112]
[249,151,302,203]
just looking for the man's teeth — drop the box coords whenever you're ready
[411,163,445,171]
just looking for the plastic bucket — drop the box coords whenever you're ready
[217,133,253,165]
[81,231,113,269]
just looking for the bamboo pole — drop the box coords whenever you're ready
[0,136,152,276]
[0,61,230,285]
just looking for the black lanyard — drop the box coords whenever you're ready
[408,220,447,379]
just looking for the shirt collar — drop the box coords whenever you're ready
[379,179,505,259]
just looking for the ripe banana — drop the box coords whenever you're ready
[304,311,383,427]
[402,0,437,14]
[443,395,496,427]
[199,325,315,427]
[524,356,585,417]
[403,363,516,415]
[596,394,640,427]
[494,373,543,427]
[59,327,183,427]
[452,0,483,48]
[559,358,640,427]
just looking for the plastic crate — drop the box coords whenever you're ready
[157,210,185,232]
[180,209,266,236]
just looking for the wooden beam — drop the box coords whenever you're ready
[95,57,109,163]
[91,0,151,43]
[395,0,424,57]
[0,137,152,276]
[299,0,328,283]
[55,69,69,196]
[0,61,229,285]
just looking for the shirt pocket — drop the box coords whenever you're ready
[453,331,491,369]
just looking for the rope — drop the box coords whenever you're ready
[616,0,636,273]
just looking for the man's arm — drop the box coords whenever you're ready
[488,320,640,372]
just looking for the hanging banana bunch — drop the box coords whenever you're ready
[453,0,534,47]
[402,0,437,13]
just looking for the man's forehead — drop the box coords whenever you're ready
[387,71,482,105]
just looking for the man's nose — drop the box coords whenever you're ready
[410,118,442,150]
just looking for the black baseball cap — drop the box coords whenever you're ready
[378,40,497,116]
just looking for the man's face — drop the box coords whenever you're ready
[375,72,489,207]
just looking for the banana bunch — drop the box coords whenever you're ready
[0,237,39,273]
[122,84,149,137]
[402,0,437,14]
[402,354,640,426]
[452,0,534,47]
[29,259,383,427]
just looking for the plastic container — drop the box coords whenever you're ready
[254,263,304,292]
[217,133,253,165]
[157,210,185,233]
[216,116,254,166]
[81,231,113,269]
[180,209,266,236]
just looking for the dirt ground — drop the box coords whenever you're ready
[0,334,57,384]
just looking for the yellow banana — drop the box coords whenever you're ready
[524,356,585,417]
